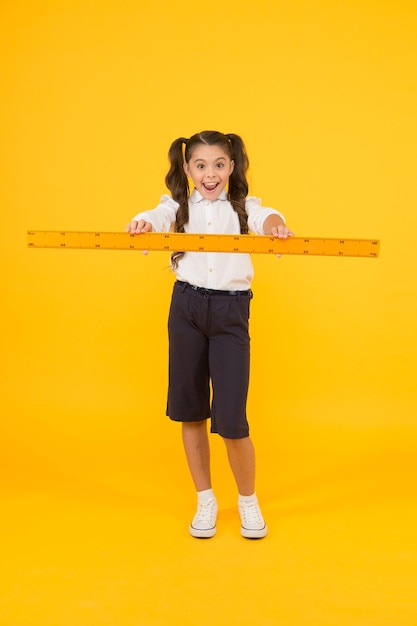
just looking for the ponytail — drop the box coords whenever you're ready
[165,137,189,209]
[225,133,249,235]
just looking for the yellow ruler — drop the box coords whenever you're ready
[27,231,380,257]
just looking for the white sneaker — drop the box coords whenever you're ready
[239,498,268,539]
[189,498,218,538]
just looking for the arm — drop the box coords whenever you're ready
[245,196,294,239]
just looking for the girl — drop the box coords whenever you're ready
[127,131,293,539]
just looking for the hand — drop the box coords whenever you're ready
[271,224,294,239]
[271,224,294,258]
[126,219,153,235]
[126,219,153,255]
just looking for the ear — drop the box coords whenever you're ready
[230,160,235,175]
[183,162,190,178]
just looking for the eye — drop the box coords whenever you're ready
[216,163,224,168]
[197,164,205,169]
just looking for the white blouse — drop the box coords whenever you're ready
[132,189,285,291]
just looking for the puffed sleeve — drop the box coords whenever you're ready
[245,196,286,235]
[131,194,179,232]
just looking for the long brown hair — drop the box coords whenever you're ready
[165,130,249,269]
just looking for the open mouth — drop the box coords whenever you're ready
[203,183,219,193]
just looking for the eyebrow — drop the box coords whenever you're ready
[193,157,227,163]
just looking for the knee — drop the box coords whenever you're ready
[222,435,250,448]
[183,420,207,430]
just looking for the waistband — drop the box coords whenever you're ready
[176,280,252,297]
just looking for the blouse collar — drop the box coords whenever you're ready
[190,188,228,203]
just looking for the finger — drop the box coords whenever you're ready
[278,227,295,239]
[137,220,153,234]
[126,220,139,234]
[135,220,147,233]
[128,220,150,235]
[143,222,153,233]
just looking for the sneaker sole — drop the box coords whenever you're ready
[189,525,216,539]
[241,525,268,539]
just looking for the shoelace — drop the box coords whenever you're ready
[240,501,264,526]
[194,499,217,522]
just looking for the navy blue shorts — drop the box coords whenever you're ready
[166,281,253,439]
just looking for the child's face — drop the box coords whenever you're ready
[184,144,234,201]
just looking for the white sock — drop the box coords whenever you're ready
[238,493,257,505]
[197,488,215,503]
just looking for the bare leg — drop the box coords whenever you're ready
[223,436,256,496]
[182,421,212,492]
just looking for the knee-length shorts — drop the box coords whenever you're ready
[166,281,252,439]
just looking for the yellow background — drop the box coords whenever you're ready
[1,1,416,624]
